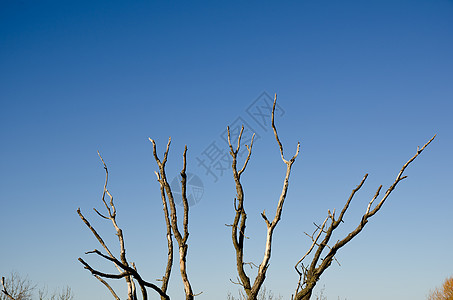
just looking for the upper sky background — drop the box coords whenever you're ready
[1,1,452,299]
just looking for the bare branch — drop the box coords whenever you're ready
[192,290,203,297]
[79,255,169,300]
[365,185,382,215]
[78,258,130,280]
[239,134,255,176]
[150,138,194,300]
[293,135,436,300]
[1,276,16,300]
[229,93,300,299]
[260,210,271,227]
[77,208,118,266]
[230,279,241,286]
[97,151,115,218]
[97,153,136,300]
[243,261,259,269]
[271,94,300,164]
[93,275,120,300]
[295,215,329,270]
[335,174,368,226]
[181,145,190,244]
[148,137,171,168]
[253,94,300,296]
[78,152,172,300]
[156,167,173,296]
[367,134,436,218]
[93,208,109,220]
[228,123,253,296]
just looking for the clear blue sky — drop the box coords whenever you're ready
[1,1,452,299]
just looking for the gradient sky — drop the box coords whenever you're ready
[1,1,452,299]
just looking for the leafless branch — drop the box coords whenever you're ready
[252,94,300,296]
[293,134,436,300]
[93,275,120,300]
[78,152,169,300]
[79,256,169,300]
[1,277,16,300]
[1,273,42,300]
[296,216,329,271]
[149,138,195,300]
[243,261,259,269]
[228,124,254,296]
[156,168,173,297]
[229,94,300,299]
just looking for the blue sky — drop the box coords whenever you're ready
[1,1,452,299]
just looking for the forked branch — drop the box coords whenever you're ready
[293,134,436,300]
[228,125,255,296]
[78,152,169,300]
[1,277,16,300]
[229,94,300,299]
[149,138,195,300]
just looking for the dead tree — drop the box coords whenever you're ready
[227,94,435,300]
[77,151,170,300]
[76,95,434,300]
[292,134,436,300]
[78,138,197,299]
[149,137,196,300]
[228,94,300,299]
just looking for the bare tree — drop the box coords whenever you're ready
[77,152,170,300]
[149,138,196,300]
[78,139,198,300]
[227,95,300,299]
[1,272,34,300]
[227,94,435,300]
[1,272,73,300]
[292,134,435,300]
[76,94,434,300]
